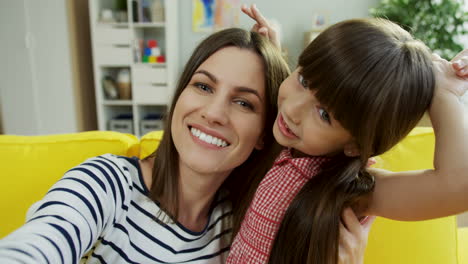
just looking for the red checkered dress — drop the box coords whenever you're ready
[226,148,329,263]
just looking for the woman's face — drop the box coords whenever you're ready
[171,47,266,179]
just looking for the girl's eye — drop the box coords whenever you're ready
[298,74,309,88]
[235,99,254,111]
[195,82,212,93]
[318,108,331,124]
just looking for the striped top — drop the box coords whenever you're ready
[226,149,328,263]
[0,154,232,263]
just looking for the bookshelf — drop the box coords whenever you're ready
[88,0,178,137]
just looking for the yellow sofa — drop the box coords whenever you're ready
[0,128,466,263]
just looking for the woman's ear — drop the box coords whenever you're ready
[343,142,360,157]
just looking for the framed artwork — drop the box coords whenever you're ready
[311,12,329,30]
[304,12,330,47]
[192,0,240,32]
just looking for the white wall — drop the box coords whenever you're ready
[0,1,37,135]
[177,0,380,67]
[0,0,77,135]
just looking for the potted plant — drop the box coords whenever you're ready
[370,0,467,59]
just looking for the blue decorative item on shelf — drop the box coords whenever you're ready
[144,47,152,56]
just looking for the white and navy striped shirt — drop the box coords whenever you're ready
[0,154,232,263]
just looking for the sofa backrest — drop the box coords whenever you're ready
[139,130,163,159]
[364,127,458,264]
[0,131,138,238]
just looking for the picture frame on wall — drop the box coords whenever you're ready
[192,0,241,32]
[311,13,329,30]
[304,12,330,48]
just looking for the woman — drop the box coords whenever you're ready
[0,28,289,263]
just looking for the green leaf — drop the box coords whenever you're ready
[371,0,467,60]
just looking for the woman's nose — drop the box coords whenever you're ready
[201,97,229,125]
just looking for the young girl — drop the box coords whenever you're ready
[227,5,468,264]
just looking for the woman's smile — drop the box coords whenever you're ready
[189,125,230,149]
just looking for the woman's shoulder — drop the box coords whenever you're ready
[23,155,144,230]
[78,154,140,173]
[67,154,144,191]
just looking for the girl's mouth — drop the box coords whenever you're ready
[278,114,298,139]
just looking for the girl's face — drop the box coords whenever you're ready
[171,47,266,179]
[273,68,357,157]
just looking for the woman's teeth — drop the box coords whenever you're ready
[190,127,228,147]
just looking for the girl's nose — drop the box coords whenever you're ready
[284,92,310,125]
[201,97,229,126]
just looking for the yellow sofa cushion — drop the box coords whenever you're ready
[364,127,458,264]
[139,130,164,159]
[0,131,139,238]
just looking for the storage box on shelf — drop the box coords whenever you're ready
[109,114,134,134]
[89,0,178,137]
[137,105,166,134]
[140,112,164,136]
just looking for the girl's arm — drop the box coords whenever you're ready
[241,4,281,49]
[367,51,468,220]
[0,155,124,263]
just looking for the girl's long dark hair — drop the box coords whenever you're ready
[269,156,375,263]
[269,18,434,264]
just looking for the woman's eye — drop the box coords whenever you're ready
[318,108,331,124]
[195,82,212,93]
[235,100,254,111]
[298,74,309,88]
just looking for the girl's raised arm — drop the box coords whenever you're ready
[368,50,468,220]
[241,4,281,49]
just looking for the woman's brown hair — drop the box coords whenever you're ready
[269,18,434,264]
[146,28,290,236]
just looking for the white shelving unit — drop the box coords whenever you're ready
[89,0,178,137]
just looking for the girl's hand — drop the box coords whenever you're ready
[241,4,281,49]
[432,51,468,98]
[451,49,468,79]
[367,157,376,167]
[338,208,375,264]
